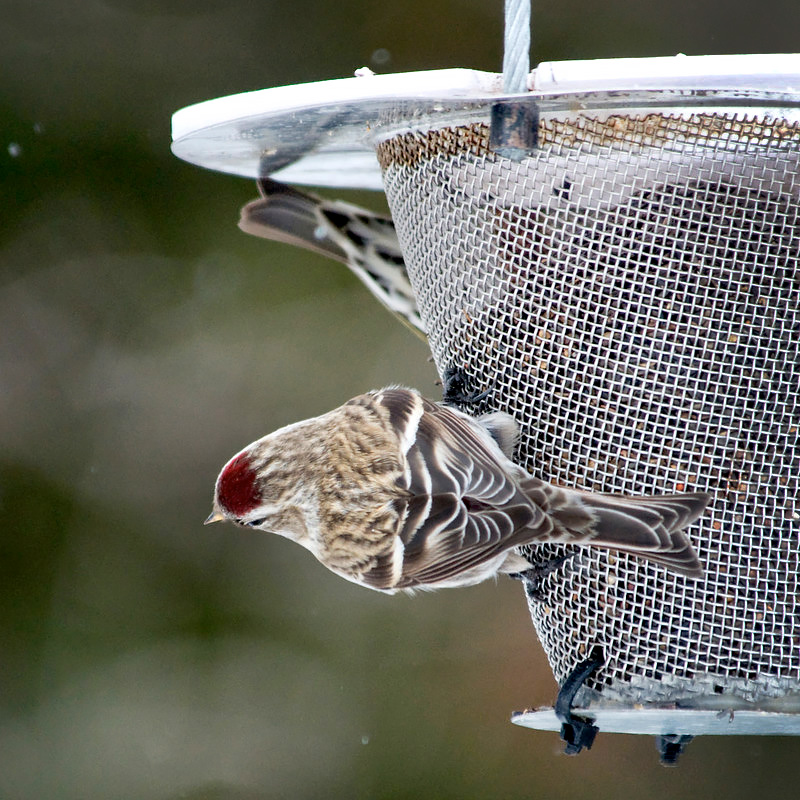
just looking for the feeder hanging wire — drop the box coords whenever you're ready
[503,0,531,93]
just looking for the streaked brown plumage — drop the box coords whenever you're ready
[206,387,710,592]
[239,178,424,338]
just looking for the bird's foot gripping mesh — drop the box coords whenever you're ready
[378,108,800,723]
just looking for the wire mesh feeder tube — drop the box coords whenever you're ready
[377,104,800,734]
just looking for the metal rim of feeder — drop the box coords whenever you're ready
[171,52,800,743]
[171,53,800,187]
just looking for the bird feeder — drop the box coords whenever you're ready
[172,46,800,760]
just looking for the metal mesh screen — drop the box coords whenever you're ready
[378,109,800,707]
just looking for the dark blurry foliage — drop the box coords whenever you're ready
[0,465,75,712]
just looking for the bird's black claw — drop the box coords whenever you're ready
[510,550,580,601]
[554,647,604,756]
[440,365,490,406]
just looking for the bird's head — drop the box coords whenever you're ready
[205,441,310,541]
[206,449,265,525]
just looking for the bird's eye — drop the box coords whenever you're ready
[245,518,266,528]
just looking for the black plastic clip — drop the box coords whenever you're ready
[554,647,604,755]
[656,733,694,766]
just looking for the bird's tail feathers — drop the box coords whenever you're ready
[550,489,710,578]
[239,178,350,263]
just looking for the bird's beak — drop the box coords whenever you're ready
[204,510,225,525]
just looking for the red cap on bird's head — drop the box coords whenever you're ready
[214,452,261,519]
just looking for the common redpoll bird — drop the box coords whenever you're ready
[239,178,424,338]
[206,387,709,592]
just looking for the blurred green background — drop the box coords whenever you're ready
[2,1,799,798]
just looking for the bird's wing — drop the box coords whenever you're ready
[359,389,550,589]
[239,178,425,338]
[412,393,541,506]
[357,492,540,590]
[407,494,539,587]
